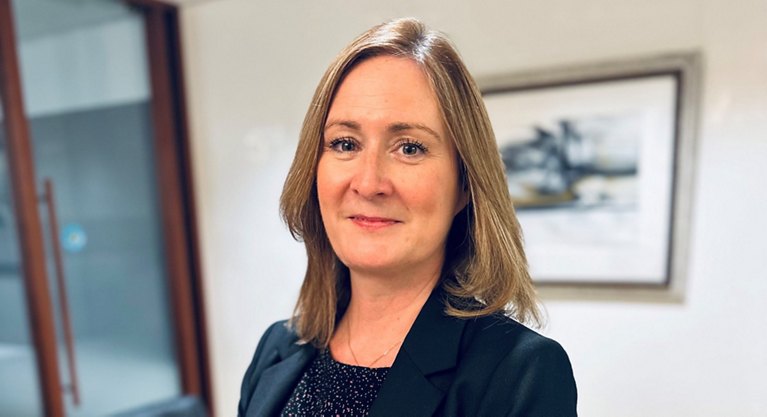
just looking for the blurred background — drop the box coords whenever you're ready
[1,0,765,416]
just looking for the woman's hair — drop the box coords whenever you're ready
[280,17,541,347]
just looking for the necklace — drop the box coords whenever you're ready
[346,323,404,368]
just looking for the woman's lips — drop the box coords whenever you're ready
[349,215,400,229]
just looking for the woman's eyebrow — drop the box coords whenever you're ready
[324,120,442,141]
[324,119,360,132]
[388,122,442,141]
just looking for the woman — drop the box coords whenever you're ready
[239,18,577,417]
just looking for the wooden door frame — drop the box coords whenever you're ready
[127,1,214,414]
[0,1,66,416]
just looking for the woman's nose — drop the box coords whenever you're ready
[350,151,393,199]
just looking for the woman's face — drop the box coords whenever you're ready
[317,56,467,279]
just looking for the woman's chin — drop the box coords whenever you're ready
[340,256,407,278]
[336,245,396,268]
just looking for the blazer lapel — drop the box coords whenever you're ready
[246,342,317,417]
[369,289,466,417]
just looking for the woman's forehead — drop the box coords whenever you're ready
[326,56,444,132]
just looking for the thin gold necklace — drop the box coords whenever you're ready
[346,323,404,368]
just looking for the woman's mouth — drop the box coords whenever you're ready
[349,215,400,229]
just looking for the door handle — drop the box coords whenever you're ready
[43,178,81,406]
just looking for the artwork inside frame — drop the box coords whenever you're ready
[479,53,700,292]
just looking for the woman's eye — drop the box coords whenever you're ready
[402,143,419,155]
[328,138,357,152]
[399,141,427,157]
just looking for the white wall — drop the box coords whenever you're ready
[179,1,767,416]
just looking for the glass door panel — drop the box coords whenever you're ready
[11,1,182,415]
[0,100,44,417]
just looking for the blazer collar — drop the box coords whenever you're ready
[246,339,317,417]
[369,287,467,417]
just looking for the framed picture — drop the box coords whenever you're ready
[479,53,700,296]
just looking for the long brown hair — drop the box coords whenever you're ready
[280,17,541,347]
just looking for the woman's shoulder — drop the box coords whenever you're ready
[462,313,571,367]
[257,320,299,350]
[244,320,303,372]
[445,295,562,352]
[238,320,309,416]
[454,314,577,415]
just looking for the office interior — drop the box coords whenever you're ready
[1,0,765,416]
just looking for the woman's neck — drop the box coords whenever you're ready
[347,271,438,324]
[330,268,440,367]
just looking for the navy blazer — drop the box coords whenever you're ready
[238,289,577,416]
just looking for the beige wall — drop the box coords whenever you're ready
[180,1,767,416]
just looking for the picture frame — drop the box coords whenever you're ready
[479,53,701,300]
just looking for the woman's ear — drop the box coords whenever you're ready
[454,183,470,216]
[453,161,470,216]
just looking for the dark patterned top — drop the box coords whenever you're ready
[280,349,390,417]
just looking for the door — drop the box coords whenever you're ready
[0,0,208,416]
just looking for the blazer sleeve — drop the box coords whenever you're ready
[237,322,281,417]
[486,336,578,417]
